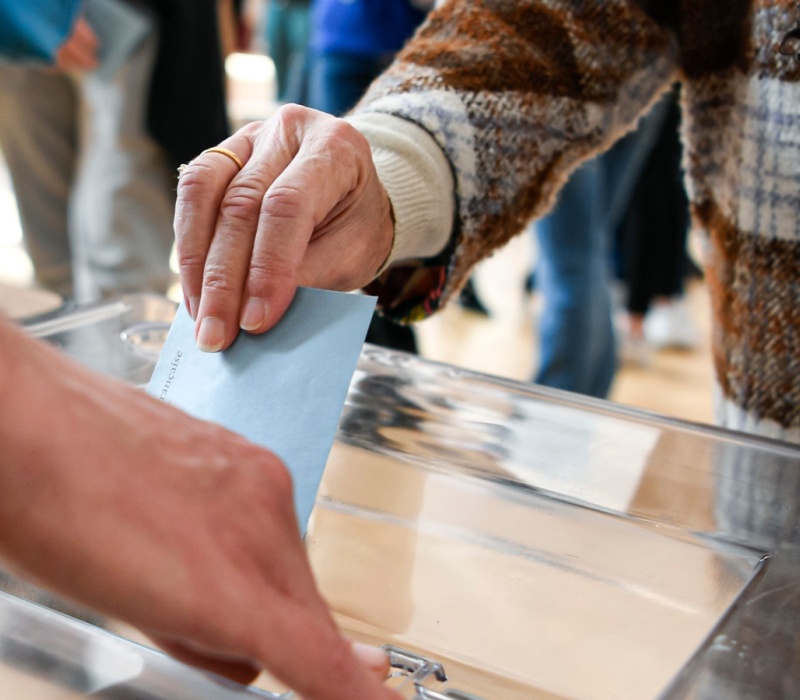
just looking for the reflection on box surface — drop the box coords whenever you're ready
[4,295,799,699]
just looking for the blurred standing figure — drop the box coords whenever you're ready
[264,0,311,105]
[307,0,432,117]
[529,88,690,396]
[531,157,618,399]
[0,0,230,303]
[613,86,698,363]
[306,0,433,352]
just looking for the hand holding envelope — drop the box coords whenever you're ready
[173,107,395,353]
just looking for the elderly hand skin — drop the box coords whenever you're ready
[174,105,395,352]
[0,317,398,700]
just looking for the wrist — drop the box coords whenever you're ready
[346,113,454,270]
[373,186,397,277]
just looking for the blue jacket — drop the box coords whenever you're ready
[0,0,81,61]
[0,0,229,170]
[310,0,427,57]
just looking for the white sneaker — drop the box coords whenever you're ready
[615,312,652,367]
[619,332,652,367]
[643,297,699,349]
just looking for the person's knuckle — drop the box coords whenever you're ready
[326,117,357,144]
[238,449,295,516]
[264,457,294,500]
[240,118,266,138]
[248,255,296,289]
[176,160,217,196]
[176,252,206,279]
[261,185,305,221]
[275,101,309,125]
[202,262,241,296]
[219,182,264,224]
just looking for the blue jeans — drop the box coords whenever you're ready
[265,2,311,104]
[534,160,617,398]
[307,51,392,116]
[533,94,672,398]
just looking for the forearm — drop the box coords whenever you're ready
[0,315,115,573]
[0,316,50,540]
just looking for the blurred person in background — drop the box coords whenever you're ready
[527,156,619,399]
[528,86,696,396]
[612,85,699,365]
[304,0,434,353]
[306,0,432,116]
[263,0,312,105]
[0,0,230,303]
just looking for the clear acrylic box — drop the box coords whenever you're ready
[5,294,800,699]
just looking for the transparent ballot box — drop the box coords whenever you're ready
[6,294,800,699]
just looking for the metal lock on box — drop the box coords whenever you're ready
[383,646,485,700]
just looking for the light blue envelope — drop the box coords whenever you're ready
[146,288,376,534]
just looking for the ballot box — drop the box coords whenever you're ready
[4,293,800,699]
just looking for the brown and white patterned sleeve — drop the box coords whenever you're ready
[353,0,680,323]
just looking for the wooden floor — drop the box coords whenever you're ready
[414,233,715,427]
[608,281,713,424]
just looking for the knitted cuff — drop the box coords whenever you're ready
[346,112,454,274]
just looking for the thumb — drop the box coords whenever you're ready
[350,641,393,681]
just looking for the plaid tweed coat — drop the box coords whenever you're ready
[358,0,800,442]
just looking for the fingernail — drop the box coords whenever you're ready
[351,642,389,674]
[240,297,268,331]
[196,316,226,352]
[188,296,200,320]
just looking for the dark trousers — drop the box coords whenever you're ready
[615,88,691,316]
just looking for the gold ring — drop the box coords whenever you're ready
[202,146,244,170]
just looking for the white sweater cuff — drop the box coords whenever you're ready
[346,112,454,271]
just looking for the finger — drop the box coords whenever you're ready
[149,635,261,685]
[174,127,258,321]
[253,611,399,700]
[351,641,393,683]
[155,633,397,700]
[192,132,302,351]
[237,115,381,335]
[234,543,398,700]
[193,107,329,350]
